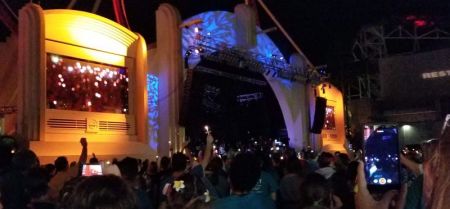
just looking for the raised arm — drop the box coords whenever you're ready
[79,137,88,165]
[201,133,213,169]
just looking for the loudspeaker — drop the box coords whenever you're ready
[311,97,327,134]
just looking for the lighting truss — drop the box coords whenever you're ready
[186,34,325,83]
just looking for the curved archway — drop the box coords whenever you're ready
[181,11,309,149]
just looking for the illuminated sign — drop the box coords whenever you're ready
[422,70,450,79]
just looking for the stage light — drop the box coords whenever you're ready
[402,125,412,131]
[51,55,60,64]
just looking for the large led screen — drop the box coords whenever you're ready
[46,54,129,114]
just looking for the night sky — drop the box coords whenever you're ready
[2,0,450,65]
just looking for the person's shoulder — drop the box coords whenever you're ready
[246,193,276,209]
[212,195,240,209]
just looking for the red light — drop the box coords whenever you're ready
[414,19,427,27]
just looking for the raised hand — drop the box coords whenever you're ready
[80,137,88,147]
[355,161,398,209]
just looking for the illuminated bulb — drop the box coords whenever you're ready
[96,76,101,81]
[58,82,62,86]
[11,149,15,154]
[280,57,284,60]
[204,125,209,132]
[280,156,284,160]
[61,83,66,88]
[168,140,172,144]
[106,68,110,72]
[103,80,108,85]
[207,32,211,36]
[194,27,199,33]
[51,55,60,64]
[67,66,74,72]
[126,78,129,82]
[95,92,101,98]
[106,161,111,165]
[113,82,117,87]
[87,101,92,106]
[58,74,63,78]
[156,155,159,159]
[276,147,280,151]
[89,69,94,74]
[71,87,75,91]
[194,49,200,54]
[113,71,118,75]
[123,108,127,112]
[109,72,114,78]
[60,78,64,82]
[53,100,57,105]
[76,62,81,68]
[94,82,99,87]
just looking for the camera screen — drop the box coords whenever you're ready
[82,164,103,176]
[364,127,400,186]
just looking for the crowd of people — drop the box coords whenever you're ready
[0,124,448,209]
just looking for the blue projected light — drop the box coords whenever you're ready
[147,74,159,150]
[182,11,286,69]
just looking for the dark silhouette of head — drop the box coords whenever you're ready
[160,156,171,171]
[12,149,39,172]
[54,156,69,172]
[301,173,331,208]
[166,173,209,209]
[171,153,188,173]
[66,175,137,209]
[317,152,334,168]
[286,156,303,176]
[119,157,139,181]
[228,152,261,193]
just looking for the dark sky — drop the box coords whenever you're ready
[3,0,450,64]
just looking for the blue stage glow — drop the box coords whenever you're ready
[182,11,286,69]
[147,74,159,150]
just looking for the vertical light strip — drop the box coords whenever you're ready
[147,74,159,149]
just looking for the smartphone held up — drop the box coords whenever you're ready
[363,125,401,192]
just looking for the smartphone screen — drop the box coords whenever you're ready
[82,164,103,176]
[364,126,401,191]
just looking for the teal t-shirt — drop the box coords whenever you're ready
[213,193,276,209]
[251,171,279,197]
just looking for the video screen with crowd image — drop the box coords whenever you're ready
[46,54,129,114]
[324,106,336,130]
